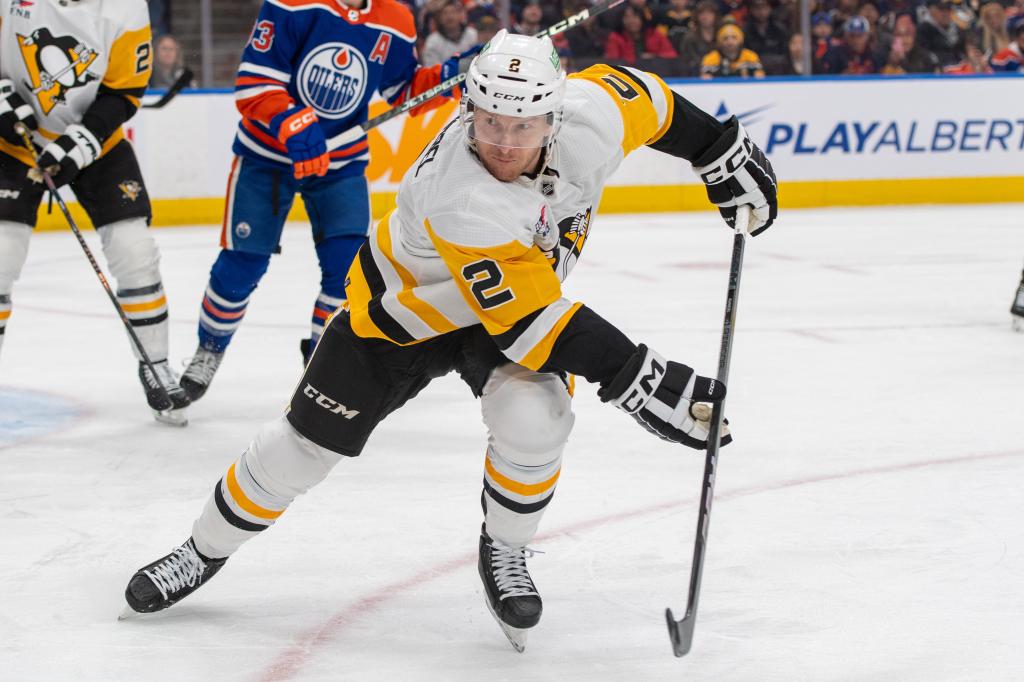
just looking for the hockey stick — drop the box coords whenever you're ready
[325,0,627,150]
[142,68,194,110]
[13,122,176,413]
[665,205,750,658]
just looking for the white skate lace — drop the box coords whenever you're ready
[490,543,541,600]
[143,545,206,601]
[142,362,180,391]
[183,350,221,385]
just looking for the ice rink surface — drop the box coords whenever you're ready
[1,205,1022,681]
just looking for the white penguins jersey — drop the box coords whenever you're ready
[346,65,675,371]
[0,0,152,164]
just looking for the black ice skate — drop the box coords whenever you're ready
[122,538,226,617]
[478,527,542,653]
[138,360,190,426]
[180,347,223,402]
[1011,275,1024,332]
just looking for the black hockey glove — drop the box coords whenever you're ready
[32,124,101,188]
[0,79,38,146]
[693,116,777,236]
[599,344,730,450]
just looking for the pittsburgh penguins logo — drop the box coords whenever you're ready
[559,207,592,259]
[547,207,593,279]
[17,28,99,114]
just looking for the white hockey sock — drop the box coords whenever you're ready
[191,416,344,558]
[482,445,561,548]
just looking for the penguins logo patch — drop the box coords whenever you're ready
[118,181,141,202]
[17,28,99,114]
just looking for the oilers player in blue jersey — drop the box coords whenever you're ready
[180,0,476,401]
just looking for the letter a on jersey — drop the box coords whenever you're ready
[17,28,99,114]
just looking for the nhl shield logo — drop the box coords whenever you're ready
[296,42,367,120]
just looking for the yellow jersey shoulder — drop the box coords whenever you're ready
[567,64,674,155]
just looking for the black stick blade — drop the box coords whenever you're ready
[665,608,695,657]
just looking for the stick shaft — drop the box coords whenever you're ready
[666,212,748,657]
[15,125,171,404]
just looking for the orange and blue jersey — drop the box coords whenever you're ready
[232,0,451,177]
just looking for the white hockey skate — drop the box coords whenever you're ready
[180,347,224,402]
[138,360,189,426]
[478,528,542,653]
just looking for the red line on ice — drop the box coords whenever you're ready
[259,447,1024,680]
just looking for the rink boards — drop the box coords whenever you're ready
[35,74,1024,231]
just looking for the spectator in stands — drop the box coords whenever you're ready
[945,37,995,72]
[656,0,694,53]
[779,31,810,74]
[604,5,678,65]
[721,0,748,25]
[881,18,942,72]
[977,1,1010,56]
[563,0,609,70]
[512,0,545,35]
[772,0,802,36]
[990,15,1024,70]
[811,12,836,67]
[475,14,501,44]
[701,23,766,77]
[831,0,861,34]
[680,1,721,75]
[821,15,881,73]
[149,0,170,37]
[421,0,478,66]
[149,34,192,89]
[918,0,966,67]
[745,0,789,73]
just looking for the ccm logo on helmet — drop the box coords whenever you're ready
[303,383,360,419]
[494,92,526,101]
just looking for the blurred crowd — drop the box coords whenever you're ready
[407,0,1024,77]
[146,0,1024,90]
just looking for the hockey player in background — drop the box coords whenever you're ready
[0,0,190,424]
[178,0,479,402]
[124,32,778,650]
[1011,266,1024,331]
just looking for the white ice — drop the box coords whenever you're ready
[1,205,1022,681]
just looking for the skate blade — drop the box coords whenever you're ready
[484,596,529,653]
[153,407,188,427]
[118,605,145,621]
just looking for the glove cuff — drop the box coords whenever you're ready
[692,117,752,186]
[272,106,318,144]
[602,344,669,414]
[62,123,101,168]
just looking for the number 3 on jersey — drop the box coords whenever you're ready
[251,20,274,52]
[462,259,514,310]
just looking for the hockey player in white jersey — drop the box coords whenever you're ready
[0,0,189,424]
[123,31,777,649]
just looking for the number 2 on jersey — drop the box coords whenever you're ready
[462,259,514,310]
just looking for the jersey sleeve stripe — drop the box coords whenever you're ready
[103,26,152,92]
[239,62,292,83]
[235,85,288,101]
[502,299,582,370]
[356,245,418,344]
[376,214,459,335]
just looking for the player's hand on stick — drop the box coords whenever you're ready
[600,344,730,450]
[32,123,101,188]
[440,44,483,94]
[693,117,777,236]
[271,106,329,179]
[0,79,38,146]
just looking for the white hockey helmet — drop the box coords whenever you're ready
[461,29,567,150]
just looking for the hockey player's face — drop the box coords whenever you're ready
[473,112,549,182]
